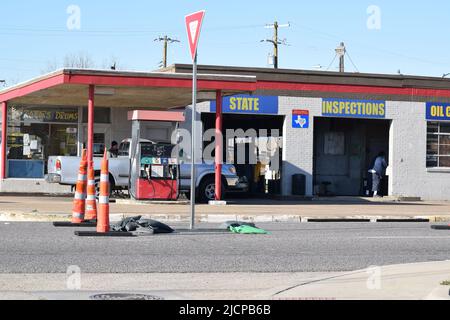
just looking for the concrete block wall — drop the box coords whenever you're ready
[387,101,450,200]
[279,97,322,196]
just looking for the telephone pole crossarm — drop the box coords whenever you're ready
[262,21,290,69]
[154,35,181,68]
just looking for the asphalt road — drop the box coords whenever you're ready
[0,222,449,273]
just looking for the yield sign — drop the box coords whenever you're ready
[185,10,206,61]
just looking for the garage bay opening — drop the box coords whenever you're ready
[202,113,284,198]
[313,117,391,197]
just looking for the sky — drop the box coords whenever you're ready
[1,0,450,86]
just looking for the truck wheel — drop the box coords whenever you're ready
[198,177,225,203]
[95,177,115,198]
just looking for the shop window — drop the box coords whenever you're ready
[83,107,111,123]
[6,106,79,178]
[426,122,450,167]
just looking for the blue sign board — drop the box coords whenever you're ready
[210,95,278,115]
[322,98,386,119]
[292,110,309,129]
[426,102,450,121]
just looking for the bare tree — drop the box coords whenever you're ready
[63,52,95,69]
[42,58,62,74]
[43,52,96,73]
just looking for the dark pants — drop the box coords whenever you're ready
[372,173,382,193]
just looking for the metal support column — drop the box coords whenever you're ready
[215,90,223,200]
[87,85,95,165]
[1,101,7,179]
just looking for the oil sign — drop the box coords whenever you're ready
[426,102,450,120]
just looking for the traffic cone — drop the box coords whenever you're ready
[71,150,87,224]
[74,149,132,237]
[97,149,110,233]
[84,161,97,222]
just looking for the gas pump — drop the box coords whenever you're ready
[130,142,179,200]
[128,110,184,201]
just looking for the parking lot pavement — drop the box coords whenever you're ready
[0,195,450,222]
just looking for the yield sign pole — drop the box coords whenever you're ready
[185,10,206,230]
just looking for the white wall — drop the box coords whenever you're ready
[110,108,133,143]
[179,103,207,164]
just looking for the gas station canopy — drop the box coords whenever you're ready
[0,68,257,108]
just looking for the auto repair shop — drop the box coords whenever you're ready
[169,64,450,201]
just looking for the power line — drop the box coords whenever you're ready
[326,54,338,71]
[345,50,359,73]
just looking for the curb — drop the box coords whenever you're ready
[1,212,450,223]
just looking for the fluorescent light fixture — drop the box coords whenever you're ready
[94,87,115,96]
[197,92,216,100]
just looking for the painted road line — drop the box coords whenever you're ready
[360,236,450,240]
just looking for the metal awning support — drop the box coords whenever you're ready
[1,101,7,179]
[215,90,223,200]
[87,85,95,164]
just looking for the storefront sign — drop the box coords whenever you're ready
[9,106,78,123]
[426,102,450,120]
[322,98,386,119]
[292,110,309,129]
[210,95,279,115]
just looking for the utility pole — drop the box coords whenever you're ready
[261,21,290,69]
[154,35,180,68]
[336,42,346,72]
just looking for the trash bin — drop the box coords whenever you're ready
[292,174,306,196]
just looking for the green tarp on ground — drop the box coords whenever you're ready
[229,225,269,234]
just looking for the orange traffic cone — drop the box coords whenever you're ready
[84,161,97,222]
[71,150,87,224]
[97,149,110,233]
[75,149,131,237]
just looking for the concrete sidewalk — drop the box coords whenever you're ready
[0,261,448,300]
[1,195,450,223]
[273,261,450,300]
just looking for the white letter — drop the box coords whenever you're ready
[367,5,381,30]
[366,265,381,290]
[173,129,191,163]
[67,5,81,30]
[66,265,81,290]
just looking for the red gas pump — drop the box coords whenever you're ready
[134,142,179,200]
[128,110,184,201]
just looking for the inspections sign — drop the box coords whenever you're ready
[322,98,386,119]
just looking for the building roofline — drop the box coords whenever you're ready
[167,64,450,89]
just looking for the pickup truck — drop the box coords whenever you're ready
[46,139,248,202]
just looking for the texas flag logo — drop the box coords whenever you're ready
[292,110,309,129]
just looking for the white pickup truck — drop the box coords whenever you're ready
[46,139,248,202]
